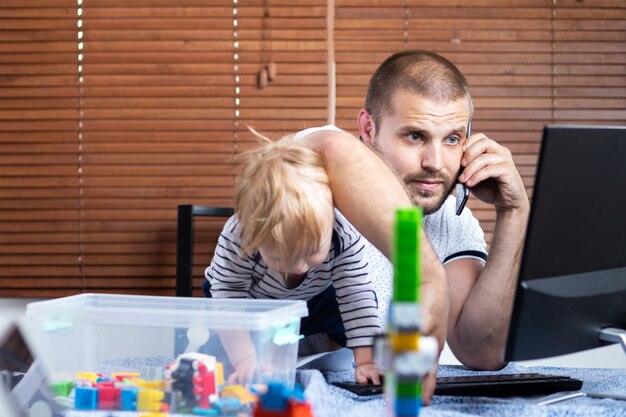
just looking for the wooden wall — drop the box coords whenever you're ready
[1,0,624,297]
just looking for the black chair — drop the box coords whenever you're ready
[175,204,234,297]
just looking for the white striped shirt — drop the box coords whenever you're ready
[204,210,382,348]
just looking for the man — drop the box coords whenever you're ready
[300,50,530,404]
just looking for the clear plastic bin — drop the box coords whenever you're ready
[25,294,308,387]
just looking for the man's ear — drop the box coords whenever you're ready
[357,107,376,146]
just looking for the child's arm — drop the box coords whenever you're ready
[218,330,258,385]
[353,346,382,385]
[329,213,384,383]
[205,216,258,384]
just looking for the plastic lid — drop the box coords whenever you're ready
[26,293,308,331]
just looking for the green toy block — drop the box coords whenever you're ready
[395,380,422,398]
[50,381,75,397]
[392,207,422,303]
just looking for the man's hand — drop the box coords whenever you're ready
[459,133,529,212]
[418,230,448,405]
[447,132,529,370]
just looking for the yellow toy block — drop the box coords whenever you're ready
[138,413,169,417]
[215,362,224,386]
[133,379,166,389]
[137,389,164,412]
[221,384,257,404]
[75,372,99,383]
[391,332,420,351]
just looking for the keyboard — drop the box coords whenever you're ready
[434,373,583,397]
[332,373,583,397]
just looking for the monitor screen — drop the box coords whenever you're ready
[505,125,626,361]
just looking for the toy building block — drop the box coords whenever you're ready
[215,362,224,386]
[222,384,258,404]
[112,372,140,382]
[253,382,313,417]
[138,413,169,417]
[137,388,165,412]
[96,381,121,410]
[215,396,242,414]
[379,208,438,417]
[50,381,74,397]
[75,372,100,384]
[165,352,219,410]
[134,379,166,389]
[120,387,139,411]
[392,208,421,304]
[258,383,289,411]
[74,386,98,410]
[192,406,220,416]
[395,397,422,417]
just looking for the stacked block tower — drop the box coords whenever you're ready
[386,207,438,417]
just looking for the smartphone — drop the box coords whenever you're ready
[455,183,470,216]
[455,119,472,216]
[331,381,383,396]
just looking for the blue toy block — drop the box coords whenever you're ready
[260,382,289,411]
[215,396,242,414]
[192,406,220,415]
[120,387,138,411]
[395,396,423,417]
[291,384,305,402]
[74,386,98,410]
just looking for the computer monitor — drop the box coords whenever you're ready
[505,125,626,361]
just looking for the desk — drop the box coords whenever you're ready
[58,363,626,417]
[303,363,626,417]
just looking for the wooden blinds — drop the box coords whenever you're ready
[237,0,329,141]
[334,0,626,245]
[0,0,329,297]
[0,1,81,297]
[1,1,624,296]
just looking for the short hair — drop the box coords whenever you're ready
[235,133,333,269]
[365,50,473,129]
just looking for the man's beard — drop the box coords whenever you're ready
[403,169,458,215]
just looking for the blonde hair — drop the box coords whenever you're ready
[235,132,334,270]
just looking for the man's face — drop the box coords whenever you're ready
[364,91,470,214]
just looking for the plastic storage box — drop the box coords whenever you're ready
[25,293,308,387]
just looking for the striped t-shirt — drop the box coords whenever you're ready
[204,210,381,348]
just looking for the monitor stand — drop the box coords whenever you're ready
[599,327,626,354]
[537,327,626,406]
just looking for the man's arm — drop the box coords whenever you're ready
[446,133,530,370]
[304,129,448,404]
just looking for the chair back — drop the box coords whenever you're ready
[176,205,234,297]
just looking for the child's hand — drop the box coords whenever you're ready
[228,356,258,385]
[355,363,383,385]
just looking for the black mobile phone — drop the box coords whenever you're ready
[455,119,472,216]
[331,381,383,396]
[455,183,470,216]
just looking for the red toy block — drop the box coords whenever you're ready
[96,383,121,410]
[254,399,314,417]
